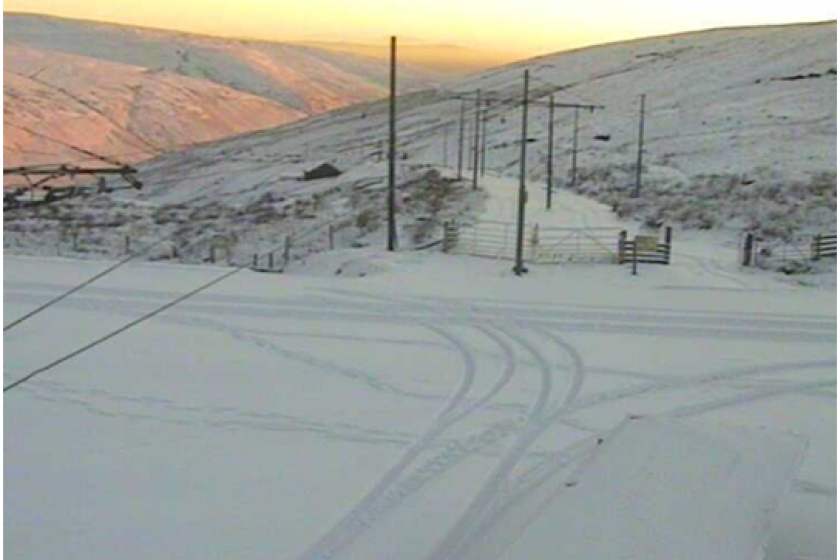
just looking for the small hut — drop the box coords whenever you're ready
[303,163,342,181]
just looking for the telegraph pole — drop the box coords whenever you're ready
[570,106,580,188]
[514,70,530,276]
[634,93,646,198]
[480,99,489,175]
[546,95,555,210]
[472,88,482,190]
[387,36,398,251]
[457,98,466,180]
[442,122,449,167]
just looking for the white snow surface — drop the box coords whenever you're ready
[493,417,807,560]
[4,175,836,559]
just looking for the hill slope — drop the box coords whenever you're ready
[5,22,836,263]
[3,13,441,166]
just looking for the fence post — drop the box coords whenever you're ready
[531,224,540,262]
[664,226,673,265]
[812,234,822,261]
[618,230,627,264]
[253,254,258,269]
[268,251,275,270]
[443,221,455,253]
[742,232,754,267]
[125,235,131,255]
[283,235,293,268]
[632,240,638,276]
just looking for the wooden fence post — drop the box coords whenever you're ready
[268,251,275,270]
[253,254,258,269]
[812,234,822,261]
[125,235,131,255]
[632,240,639,276]
[664,226,673,265]
[443,221,454,253]
[742,232,754,267]
[618,230,627,264]
[284,235,292,267]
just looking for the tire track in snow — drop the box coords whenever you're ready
[426,326,585,560]
[7,289,835,345]
[293,307,503,560]
[293,288,572,560]
[450,375,837,560]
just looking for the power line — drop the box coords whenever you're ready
[3,266,242,393]
[3,121,126,167]
[3,213,343,394]
[3,235,174,333]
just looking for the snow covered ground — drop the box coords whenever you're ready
[4,177,836,559]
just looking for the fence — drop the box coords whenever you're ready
[618,228,672,266]
[741,231,837,270]
[246,220,348,273]
[443,220,623,264]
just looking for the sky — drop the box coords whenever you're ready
[4,0,837,58]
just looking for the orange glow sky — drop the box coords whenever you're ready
[4,0,837,57]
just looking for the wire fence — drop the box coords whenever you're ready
[741,231,837,270]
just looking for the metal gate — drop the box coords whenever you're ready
[443,220,622,264]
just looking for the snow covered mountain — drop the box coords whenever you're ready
[3,13,442,166]
[5,21,836,263]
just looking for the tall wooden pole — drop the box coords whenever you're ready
[443,122,449,167]
[547,95,555,210]
[514,70,530,276]
[387,36,398,251]
[480,99,489,176]
[457,98,466,180]
[472,89,482,190]
[570,106,580,188]
[634,93,647,198]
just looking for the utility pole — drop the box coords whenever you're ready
[514,70,530,276]
[457,98,466,180]
[570,107,580,188]
[546,95,555,210]
[472,88,482,190]
[442,122,449,167]
[480,99,489,176]
[634,93,646,198]
[387,36,398,251]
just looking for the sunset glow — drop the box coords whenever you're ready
[5,0,837,57]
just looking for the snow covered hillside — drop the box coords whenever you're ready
[5,21,835,274]
[3,13,441,166]
[3,44,306,167]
